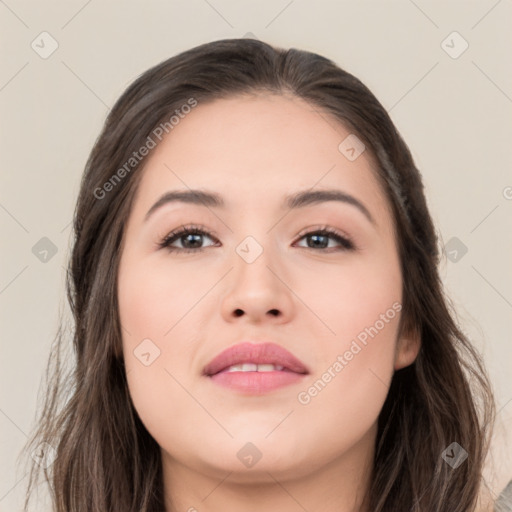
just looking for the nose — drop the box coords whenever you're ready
[220,245,295,324]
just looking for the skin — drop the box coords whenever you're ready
[117,93,421,512]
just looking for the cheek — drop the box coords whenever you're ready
[118,256,210,438]
[294,249,401,429]
[118,256,210,341]
[309,249,402,343]
[292,310,400,456]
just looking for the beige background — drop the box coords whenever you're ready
[1,1,511,510]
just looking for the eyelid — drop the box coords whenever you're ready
[294,224,354,244]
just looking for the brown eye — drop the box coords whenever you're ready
[158,225,218,253]
[294,227,355,252]
[158,224,355,254]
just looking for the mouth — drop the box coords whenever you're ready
[203,341,309,394]
[207,369,307,394]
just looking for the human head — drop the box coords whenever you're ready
[23,38,494,512]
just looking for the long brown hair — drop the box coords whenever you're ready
[20,38,495,511]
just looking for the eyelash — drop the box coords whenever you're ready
[157,223,356,254]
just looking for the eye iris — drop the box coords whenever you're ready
[308,234,328,249]
[182,233,203,249]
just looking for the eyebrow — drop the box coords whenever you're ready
[144,188,375,224]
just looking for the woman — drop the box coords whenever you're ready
[21,38,496,512]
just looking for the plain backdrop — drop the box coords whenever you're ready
[1,1,511,510]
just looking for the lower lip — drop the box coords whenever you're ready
[208,370,306,394]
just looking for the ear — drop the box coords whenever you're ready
[394,325,421,370]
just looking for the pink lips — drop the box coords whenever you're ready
[203,341,309,394]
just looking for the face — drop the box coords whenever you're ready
[117,93,419,485]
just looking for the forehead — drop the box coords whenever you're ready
[132,93,390,219]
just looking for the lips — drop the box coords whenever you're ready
[203,341,309,376]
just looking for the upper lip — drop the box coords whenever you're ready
[203,342,310,376]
